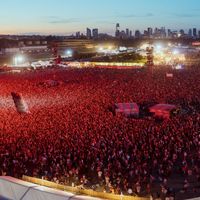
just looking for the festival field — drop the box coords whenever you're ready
[0,66,200,199]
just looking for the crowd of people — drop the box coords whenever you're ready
[0,66,200,200]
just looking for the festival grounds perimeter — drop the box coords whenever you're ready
[0,66,200,200]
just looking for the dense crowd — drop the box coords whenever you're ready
[0,66,200,200]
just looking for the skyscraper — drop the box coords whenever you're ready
[135,30,141,38]
[76,31,80,38]
[147,27,153,37]
[179,29,184,36]
[167,29,172,38]
[86,28,92,39]
[92,29,99,39]
[120,30,126,39]
[115,23,120,38]
[161,27,166,38]
[188,29,192,38]
[126,28,129,38]
[193,28,197,38]
[130,30,132,38]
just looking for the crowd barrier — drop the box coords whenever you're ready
[66,61,145,69]
[22,175,149,200]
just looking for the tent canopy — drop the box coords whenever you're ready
[149,104,176,118]
[115,103,139,116]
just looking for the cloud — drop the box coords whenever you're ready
[49,18,80,24]
[117,13,154,18]
[146,13,154,17]
[95,20,115,25]
[173,13,200,18]
[19,32,43,35]
[191,8,200,11]
[42,16,80,24]
[121,14,137,18]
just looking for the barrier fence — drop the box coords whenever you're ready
[22,175,149,200]
[65,61,145,69]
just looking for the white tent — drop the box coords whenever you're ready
[0,176,102,200]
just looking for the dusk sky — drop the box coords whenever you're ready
[1,0,200,35]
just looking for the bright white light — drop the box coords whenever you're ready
[140,43,149,50]
[119,46,127,51]
[65,49,73,57]
[17,56,23,62]
[155,44,163,50]
[98,46,104,52]
[173,50,179,55]
[168,42,172,47]
[154,44,164,55]
[13,55,25,66]
[175,64,183,69]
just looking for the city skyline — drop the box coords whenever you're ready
[0,0,200,35]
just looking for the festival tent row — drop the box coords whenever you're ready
[0,176,102,200]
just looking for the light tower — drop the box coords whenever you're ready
[146,45,154,76]
[51,42,61,66]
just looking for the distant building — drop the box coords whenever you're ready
[4,48,20,54]
[115,23,120,38]
[18,41,25,47]
[167,29,172,38]
[25,41,33,45]
[126,28,129,38]
[86,28,92,39]
[21,45,48,53]
[161,27,166,38]
[154,27,161,38]
[41,41,47,45]
[98,33,113,39]
[1,45,48,55]
[171,31,178,38]
[143,30,149,38]
[193,28,197,38]
[34,41,41,45]
[188,29,192,38]
[120,30,126,39]
[76,32,80,38]
[92,29,99,39]
[153,27,166,38]
[154,27,158,37]
[135,30,141,38]
[130,30,132,38]
[179,29,185,36]
[147,27,153,37]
